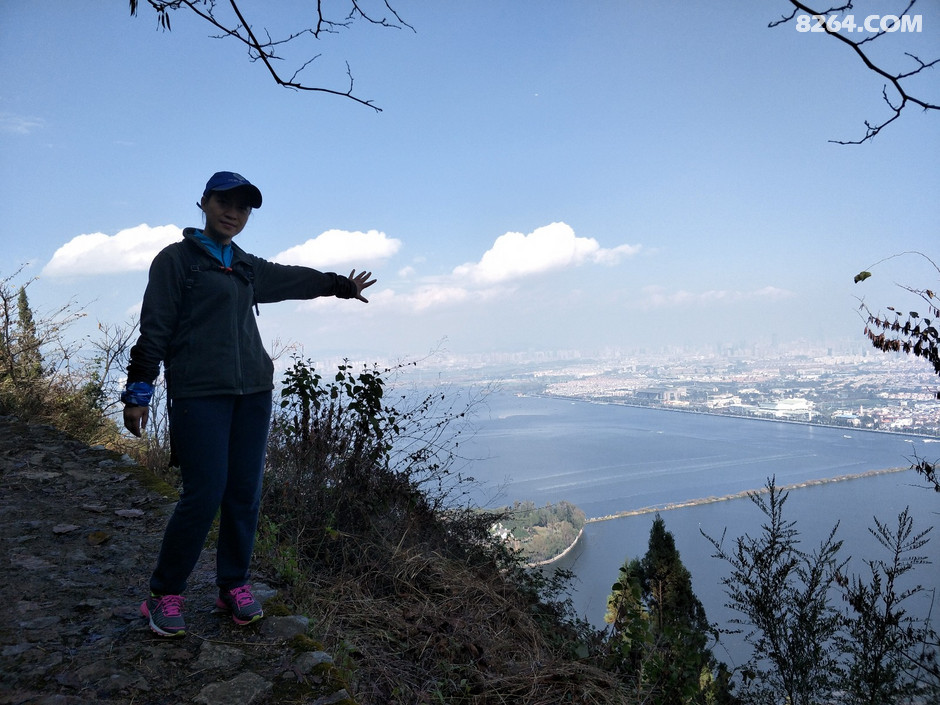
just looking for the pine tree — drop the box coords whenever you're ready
[605,557,650,692]
[15,286,43,380]
[642,515,709,639]
[607,514,735,704]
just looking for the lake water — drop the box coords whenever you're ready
[459,393,940,665]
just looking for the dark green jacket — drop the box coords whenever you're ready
[126,228,356,399]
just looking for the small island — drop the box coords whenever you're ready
[490,500,586,566]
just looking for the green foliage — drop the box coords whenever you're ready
[705,478,940,704]
[641,516,709,641]
[494,499,585,563]
[855,252,940,491]
[266,357,476,559]
[254,516,305,586]
[606,559,651,685]
[264,355,537,605]
[1,276,41,414]
[14,286,43,381]
[703,478,845,704]
[836,508,940,704]
[606,515,735,704]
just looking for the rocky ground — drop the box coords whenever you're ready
[0,414,354,705]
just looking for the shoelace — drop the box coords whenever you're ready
[229,586,255,609]
[158,595,184,617]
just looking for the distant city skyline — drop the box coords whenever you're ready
[456,345,940,435]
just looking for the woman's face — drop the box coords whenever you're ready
[202,189,252,243]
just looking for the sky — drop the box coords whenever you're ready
[1,1,938,369]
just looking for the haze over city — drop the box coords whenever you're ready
[1,2,937,365]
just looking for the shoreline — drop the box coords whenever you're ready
[530,393,940,440]
[584,465,909,523]
[527,467,909,565]
[503,395,931,566]
[526,526,585,568]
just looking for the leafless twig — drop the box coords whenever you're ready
[772,1,939,143]
[129,0,414,111]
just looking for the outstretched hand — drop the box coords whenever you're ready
[348,270,377,303]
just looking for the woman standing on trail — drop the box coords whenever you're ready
[121,171,375,638]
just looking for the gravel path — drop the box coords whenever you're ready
[0,414,352,705]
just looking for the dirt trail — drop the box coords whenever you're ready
[0,414,351,705]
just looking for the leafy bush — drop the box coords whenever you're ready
[261,357,490,578]
[836,507,940,704]
[704,477,939,704]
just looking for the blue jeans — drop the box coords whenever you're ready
[149,391,272,595]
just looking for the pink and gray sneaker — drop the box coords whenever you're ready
[215,584,264,625]
[141,593,186,637]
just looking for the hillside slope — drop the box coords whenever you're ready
[0,414,630,705]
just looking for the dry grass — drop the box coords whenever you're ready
[265,533,631,705]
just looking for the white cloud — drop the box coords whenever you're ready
[393,284,473,311]
[0,112,44,135]
[272,229,401,268]
[452,222,640,284]
[42,224,182,277]
[300,283,480,314]
[752,286,794,301]
[639,285,796,308]
[338,221,642,315]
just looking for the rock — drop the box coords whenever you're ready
[250,581,277,603]
[16,470,60,481]
[193,671,273,705]
[19,615,61,630]
[2,644,35,658]
[111,605,140,621]
[260,615,310,640]
[10,554,51,570]
[86,530,110,545]
[194,641,246,671]
[30,691,88,704]
[74,659,119,686]
[313,689,352,705]
[293,650,333,674]
[96,671,150,696]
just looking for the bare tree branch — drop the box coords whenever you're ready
[773,1,939,143]
[130,0,415,111]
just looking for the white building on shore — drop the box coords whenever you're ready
[757,397,814,420]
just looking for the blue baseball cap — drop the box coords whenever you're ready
[203,171,262,209]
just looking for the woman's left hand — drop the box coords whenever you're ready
[348,270,377,303]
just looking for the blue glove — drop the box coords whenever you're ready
[121,381,154,406]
